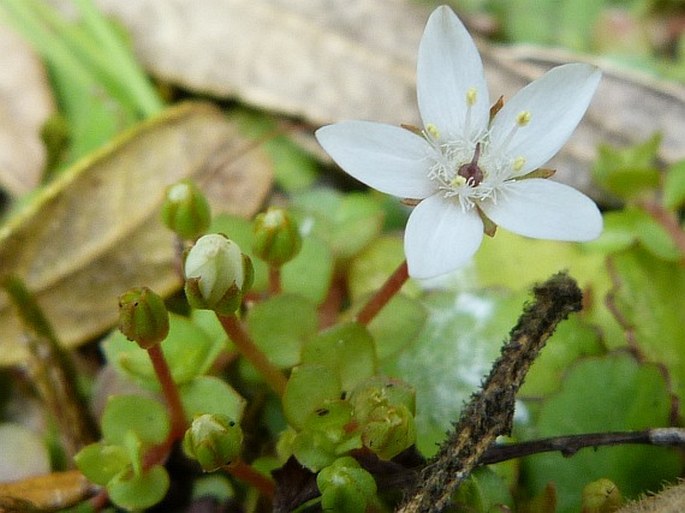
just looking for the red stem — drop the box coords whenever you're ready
[268,266,282,295]
[356,260,409,325]
[224,460,276,499]
[147,344,187,439]
[217,313,288,396]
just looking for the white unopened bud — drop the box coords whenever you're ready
[184,234,253,314]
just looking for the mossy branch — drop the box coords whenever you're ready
[396,272,583,513]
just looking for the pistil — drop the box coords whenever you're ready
[457,142,483,186]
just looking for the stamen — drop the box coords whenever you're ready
[425,123,440,140]
[464,87,478,135]
[513,156,526,172]
[466,88,478,106]
[499,111,532,154]
[516,111,532,126]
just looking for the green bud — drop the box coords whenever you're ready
[118,287,169,349]
[184,234,254,314]
[350,376,416,423]
[317,457,377,513]
[183,414,243,472]
[252,207,302,267]
[361,404,416,460]
[581,478,622,513]
[292,400,362,471]
[161,179,211,239]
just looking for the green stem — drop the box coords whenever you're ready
[146,344,187,438]
[217,313,288,396]
[356,260,409,325]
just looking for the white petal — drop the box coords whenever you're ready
[417,6,489,140]
[480,179,603,241]
[489,63,601,174]
[405,194,484,279]
[315,121,436,199]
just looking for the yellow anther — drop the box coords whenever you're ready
[426,123,441,139]
[450,175,467,187]
[513,156,526,172]
[516,111,532,126]
[466,88,478,107]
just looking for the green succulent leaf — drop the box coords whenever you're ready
[663,159,685,211]
[522,353,679,513]
[592,134,662,200]
[301,322,377,392]
[108,464,170,511]
[246,294,318,368]
[101,395,169,446]
[103,313,223,388]
[282,364,341,430]
[180,376,246,423]
[608,247,685,400]
[292,188,384,260]
[589,208,680,261]
[74,443,130,486]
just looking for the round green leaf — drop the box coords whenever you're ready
[366,293,427,360]
[180,375,246,422]
[292,189,384,260]
[108,464,170,511]
[663,159,685,211]
[609,247,685,400]
[282,364,341,430]
[281,235,334,304]
[522,353,680,513]
[246,294,318,368]
[74,443,130,486]
[103,313,223,388]
[519,315,605,397]
[347,235,420,303]
[101,395,169,446]
[301,322,377,392]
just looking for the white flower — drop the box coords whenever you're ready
[315,5,603,279]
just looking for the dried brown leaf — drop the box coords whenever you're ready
[0,470,94,511]
[0,23,54,196]
[0,102,272,365]
[93,0,685,197]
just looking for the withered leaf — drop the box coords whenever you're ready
[0,102,272,365]
[92,0,685,196]
[0,470,94,511]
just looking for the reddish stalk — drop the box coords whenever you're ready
[268,266,282,295]
[217,313,288,396]
[356,260,409,325]
[147,345,187,439]
[224,460,276,499]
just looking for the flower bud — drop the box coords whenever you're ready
[183,414,243,472]
[361,404,416,460]
[118,287,169,349]
[161,179,211,239]
[317,457,377,513]
[184,234,254,314]
[581,478,622,513]
[252,207,302,267]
